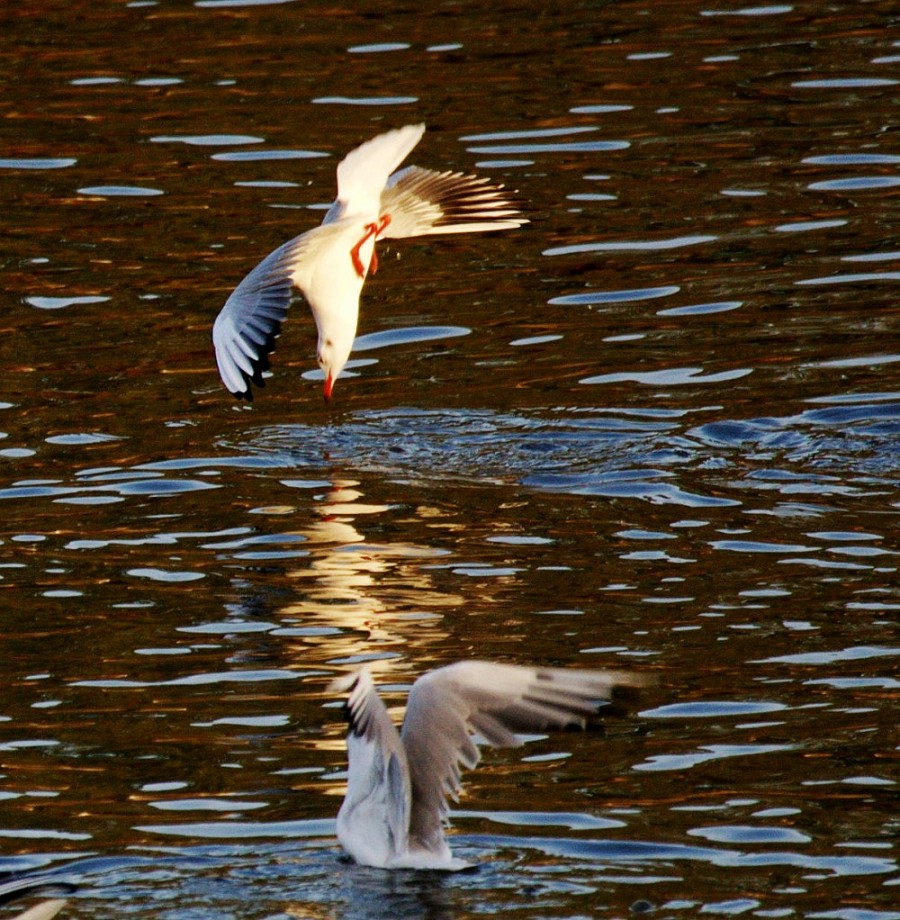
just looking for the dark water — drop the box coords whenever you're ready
[1,1,898,917]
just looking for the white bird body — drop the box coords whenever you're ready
[329,661,645,870]
[212,124,527,402]
[291,216,369,396]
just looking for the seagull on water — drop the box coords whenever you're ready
[212,124,527,402]
[328,661,645,870]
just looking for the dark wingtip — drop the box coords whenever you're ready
[0,877,78,907]
[344,700,361,735]
[589,683,646,723]
[226,317,281,403]
[341,675,369,737]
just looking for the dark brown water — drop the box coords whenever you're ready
[1,1,897,917]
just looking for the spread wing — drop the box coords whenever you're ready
[211,220,353,400]
[379,166,527,238]
[399,662,643,855]
[323,124,426,225]
[331,668,412,864]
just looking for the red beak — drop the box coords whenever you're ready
[323,374,334,404]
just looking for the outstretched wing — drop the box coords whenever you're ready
[330,667,412,867]
[400,662,644,855]
[211,221,353,400]
[323,124,426,225]
[379,166,528,239]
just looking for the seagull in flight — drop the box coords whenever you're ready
[328,661,646,870]
[212,124,527,402]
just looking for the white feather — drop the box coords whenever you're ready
[329,661,646,870]
[211,125,527,401]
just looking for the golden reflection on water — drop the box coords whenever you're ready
[0,0,897,915]
[271,478,461,672]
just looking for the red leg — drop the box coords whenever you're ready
[350,222,378,279]
[367,214,391,275]
[350,215,393,278]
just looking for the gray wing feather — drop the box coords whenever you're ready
[334,668,412,857]
[400,662,644,854]
[380,166,527,239]
[212,233,308,400]
[211,221,351,400]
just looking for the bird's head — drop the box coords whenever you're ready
[317,332,354,404]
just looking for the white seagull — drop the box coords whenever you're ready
[212,124,527,402]
[328,661,646,870]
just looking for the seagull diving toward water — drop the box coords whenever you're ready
[328,661,646,870]
[212,124,527,402]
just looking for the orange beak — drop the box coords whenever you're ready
[323,374,334,404]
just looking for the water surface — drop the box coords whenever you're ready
[1,1,897,917]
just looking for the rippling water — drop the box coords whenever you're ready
[1,1,897,917]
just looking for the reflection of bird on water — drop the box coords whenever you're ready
[329,661,646,870]
[0,876,76,920]
[213,123,527,402]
